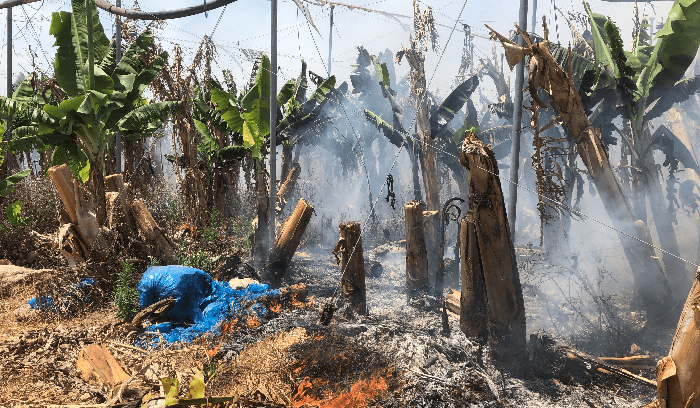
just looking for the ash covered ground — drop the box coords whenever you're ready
[0,239,661,407]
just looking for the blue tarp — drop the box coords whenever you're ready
[137,266,280,346]
[28,278,94,310]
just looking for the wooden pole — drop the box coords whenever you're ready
[333,221,366,314]
[459,213,488,340]
[405,200,429,292]
[268,198,314,278]
[460,132,527,373]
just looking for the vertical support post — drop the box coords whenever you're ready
[86,0,95,90]
[6,6,10,100]
[115,0,122,174]
[269,0,278,251]
[507,0,528,239]
[327,5,333,77]
[531,0,537,36]
[3,6,11,180]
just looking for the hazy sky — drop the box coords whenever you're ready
[0,0,677,99]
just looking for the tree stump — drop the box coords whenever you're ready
[459,213,488,340]
[459,132,527,373]
[423,210,444,290]
[268,198,314,278]
[48,164,176,265]
[653,267,700,408]
[333,221,367,314]
[276,163,301,215]
[405,201,429,291]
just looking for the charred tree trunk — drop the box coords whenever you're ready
[653,267,700,408]
[460,132,527,373]
[408,141,423,202]
[459,214,488,340]
[405,200,429,291]
[488,25,673,320]
[280,142,293,183]
[268,198,314,278]
[424,210,444,290]
[333,221,367,314]
[277,162,301,215]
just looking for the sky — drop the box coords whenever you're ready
[0,0,677,100]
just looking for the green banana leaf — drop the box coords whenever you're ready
[0,168,31,197]
[429,76,479,137]
[642,0,700,98]
[240,55,271,159]
[364,109,404,148]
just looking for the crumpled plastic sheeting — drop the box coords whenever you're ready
[28,278,94,310]
[137,266,280,346]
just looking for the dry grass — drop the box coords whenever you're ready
[207,327,309,404]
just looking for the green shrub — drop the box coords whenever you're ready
[114,261,139,320]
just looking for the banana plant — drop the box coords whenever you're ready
[0,0,179,226]
[577,0,700,296]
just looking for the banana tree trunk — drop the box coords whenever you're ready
[89,158,107,227]
[638,135,690,301]
[488,26,673,320]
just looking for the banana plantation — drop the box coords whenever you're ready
[1,0,700,406]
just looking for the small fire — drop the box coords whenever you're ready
[291,374,389,408]
[205,340,222,358]
[290,293,306,309]
[220,318,239,333]
[270,301,282,314]
[247,315,261,328]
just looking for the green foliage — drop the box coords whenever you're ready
[178,246,214,273]
[0,168,31,197]
[229,215,254,253]
[113,261,139,320]
[240,55,271,159]
[6,201,32,227]
[603,19,637,103]
[141,372,232,407]
[149,256,161,267]
[198,58,336,164]
[0,0,178,181]
[201,210,220,244]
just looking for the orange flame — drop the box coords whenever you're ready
[205,340,222,358]
[247,315,261,328]
[290,293,305,309]
[291,374,389,408]
[270,301,281,314]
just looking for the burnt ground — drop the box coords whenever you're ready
[0,239,661,408]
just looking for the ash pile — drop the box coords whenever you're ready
[194,239,656,408]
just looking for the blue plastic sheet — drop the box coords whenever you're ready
[137,266,280,346]
[28,278,94,310]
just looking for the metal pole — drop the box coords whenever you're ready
[327,5,333,77]
[531,0,537,35]
[269,0,277,249]
[508,0,528,240]
[115,0,122,174]
[6,6,11,135]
